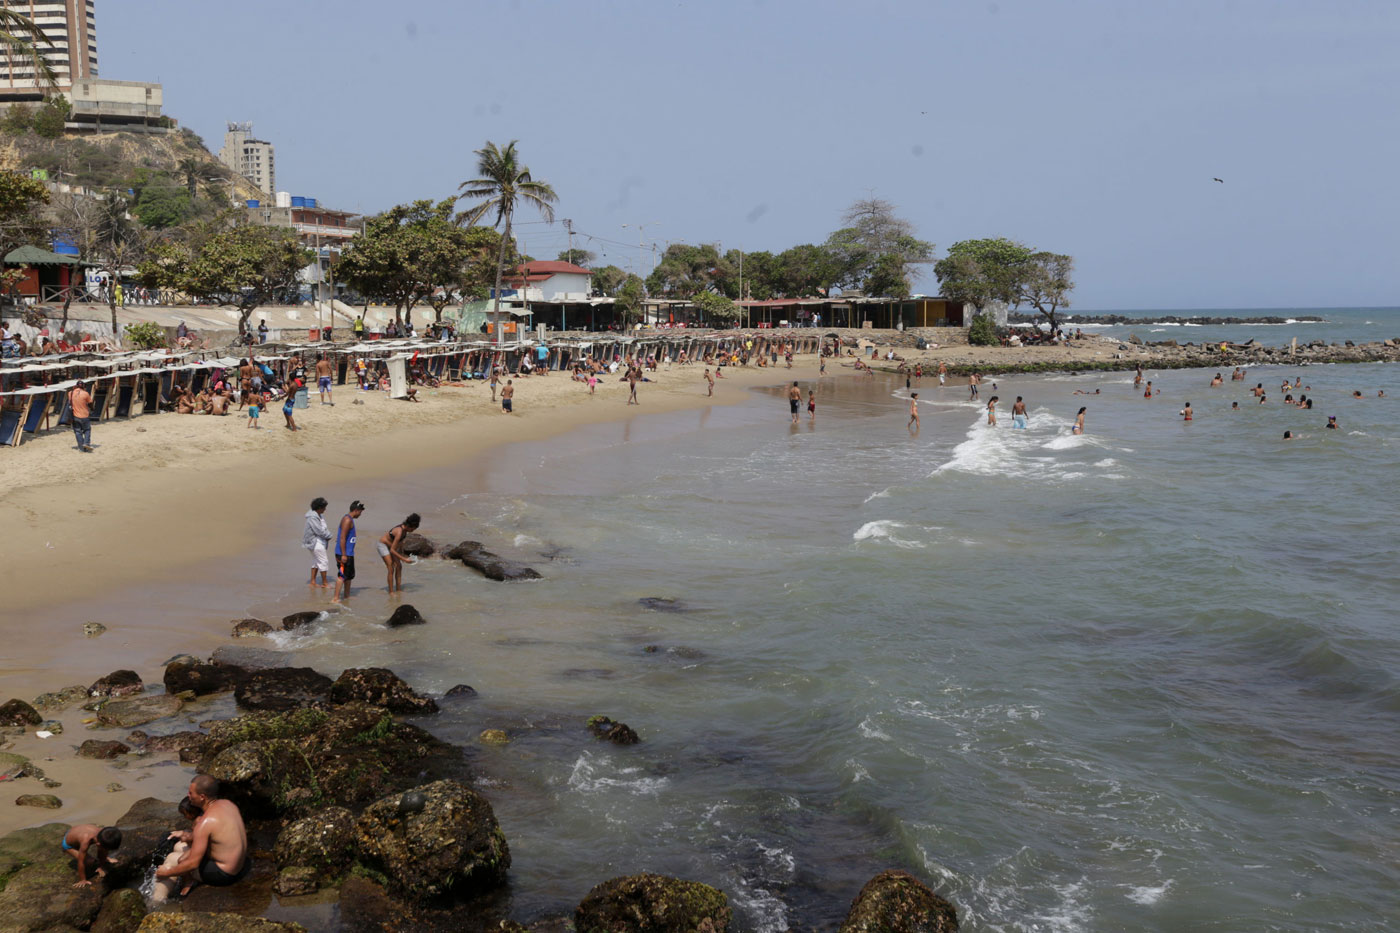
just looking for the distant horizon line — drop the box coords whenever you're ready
[1067,305,1398,314]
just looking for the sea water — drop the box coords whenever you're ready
[256,353,1399,930]
[1064,306,1400,348]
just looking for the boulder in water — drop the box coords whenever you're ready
[327,668,438,715]
[445,540,542,582]
[444,684,478,699]
[31,685,87,712]
[164,658,245,696]
[638,597,692,613]
[586,716,640,745]
[97,693,183,728]
[78,739,130,759]
[274,806,356,878]
[399,533,436,558]
[234,668,333,712]
[91,885,146,933]
[14,793,62,808]
[574,873,731,933]
[280,611,324,632]
[89,670,143,698]
[839,869,959,933]
[385,604,426,628]
[207,738,315,816]
[231,618,274,638]
[355,780,510,900]
[0,851,104,930]
[0,698,41,727]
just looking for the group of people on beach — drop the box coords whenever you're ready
[63,775,247,897]
[303,498,421,599]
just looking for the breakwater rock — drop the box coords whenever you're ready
[1008,312,1326,326]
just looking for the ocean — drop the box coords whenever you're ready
[239,331,1400,929]
[1065,306,1400,349]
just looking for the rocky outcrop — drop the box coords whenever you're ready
[96,693,183,728]
[385,604,426,628]
[328,668,438,715]
[399,533,436,558]
[280,611,325,632]
[444,684,477,699]
[233,668,333,711]
[0,851,105,931]
[91,886,147,933]
[444,541,543,582]
[89,669,143,698]
[355,780,510,901]
[0,698,41,726]
[274,806,356,879]
[135,914,307,932]
[127,730,206,755]
[587,716,640,745]
[574,873,731,933]
[106,797,183,886]
[78,739,131,759]
[206,739,315,816]
[839,869,959,933]
[165,657,246,696]
[231,618,274,638]
[637,597,694,613]
[0,751,29,781]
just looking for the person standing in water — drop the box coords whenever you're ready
[1011,396,1028,429]
[1072,407,1086,435]
[986,395,998,426]
[1181,401,1193,421]
[378,513,421,594]
[969,372,979,400]
[908,392,920,430]
[938,362,947,386]
[332,500,364,603]
[807,388,816,421]
[788,381,802,424]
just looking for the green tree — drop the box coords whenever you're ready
[1019,251,1075,334]
[93,195,148,333]
[692,290,740,327]
[31,95,69,138]
[456,139,557,344]
[176,156,223,200]
[967,312,998,346]
[730,249,775,300]
[556,248,596,267]
[0,169,48,300]
[0,103,32,135]
[771,244,839,298]
[645,242,731,299]
[590,263,627,297]
[338,199,475,324]
[615,273,646,325]
[825,198,934,295]
[133,183,191,229]
[933,237,1033,313]
[148,224,310,335]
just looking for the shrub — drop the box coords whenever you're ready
[968,312,998,346]
[32,96,70,138]
[0,103,33,135]
[123,321,166,349]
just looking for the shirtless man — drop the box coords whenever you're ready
[968,372,979,401]
[501,379,514,414]
[1181,401,1193,421]
[1011,396,1028,429]
[937,362,947,387]
[315,355,334,405]
[704,368,714,397]
[788,381,801,424]
[208,391,230,416]
[908,393,919,429]
[1134,366,1143,388]
[156,775,248,889]
[1210,373,1223,387]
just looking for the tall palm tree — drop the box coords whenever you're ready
[0,8,55,93]
[456,140,557,345]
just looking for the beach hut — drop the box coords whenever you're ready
[3,245,83,303]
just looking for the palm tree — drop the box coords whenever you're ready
[456,140,557,345]
[0,8,55,93]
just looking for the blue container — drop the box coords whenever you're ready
[245,199,260,208]
[52,237,79,255]
[306,198,317,208]
[291,196,305,207]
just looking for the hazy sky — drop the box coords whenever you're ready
[105,1,1398,310]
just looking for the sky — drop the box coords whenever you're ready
[103,0,1400,310]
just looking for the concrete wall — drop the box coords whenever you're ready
[537,272,590,301]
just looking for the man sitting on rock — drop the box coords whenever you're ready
[156,775,248,889]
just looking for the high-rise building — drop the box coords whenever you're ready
[219,122,276,197]
[0,0,98,102]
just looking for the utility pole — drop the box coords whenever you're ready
[564,218,574,265]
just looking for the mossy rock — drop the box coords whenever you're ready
[0,752,30,782]
[0,854,104,930]
[575,872,731,933]
[136,913,307,932]
[91,886,147,933]
[206,738,317,816]
[839,869,959,933]
[0,822,67,880]
[14,793,62,809]
[273,806,355,877]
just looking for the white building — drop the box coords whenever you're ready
[507,260,593,301]
[0,0,98,102]
[219,121,275,196]
[66,77,163,132]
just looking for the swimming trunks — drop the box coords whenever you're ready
[318,376,331,391]
[248,406,259,418]
[338,555,356,581]
[283,400,294,416]
[60,836,72,852]
[1013,415,1027,429]
[502,399,512,412]
[197,855,249,887]
[790,399,799,414]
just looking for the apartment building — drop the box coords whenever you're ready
[0,0,97,101]
[219,121,276,197]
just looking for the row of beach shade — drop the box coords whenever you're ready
[0,332,822,448]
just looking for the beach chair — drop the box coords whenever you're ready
[0,398,26,446]
[113,376,136,418]
[17,391,48,445]
[90,380,114,421]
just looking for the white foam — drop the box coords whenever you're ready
[1126,881,1172,905]
[858,716,891,740]
[864,488,892,503]
[933,411,1114,485]
[566,753,668,796]
[853,520,926,549]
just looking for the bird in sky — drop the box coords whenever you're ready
[1213,177,1224,183]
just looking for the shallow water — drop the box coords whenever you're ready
[246,356,1400,930]
[1067,305,1400,348]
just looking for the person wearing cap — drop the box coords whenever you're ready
[68,379,93,452]
[332,501,365,603]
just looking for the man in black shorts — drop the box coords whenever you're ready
[788,382,801,424]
